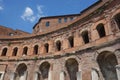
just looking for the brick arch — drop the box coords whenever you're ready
[81,30,90,44]
[96,23,106,38]
[92,20,106,30]
[33,45,39,55]
[114,49,120,64]
[97,51,118,80]
[22,46,29,56]
[15,63,28,80]
[111,12,120,31]
[39,61,51,80]
[12,47,18,56]
[1,47,8,56]
[65,58,79,80]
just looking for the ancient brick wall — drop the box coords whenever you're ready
[0,0,120,80]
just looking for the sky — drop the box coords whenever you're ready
[0,0,98,33]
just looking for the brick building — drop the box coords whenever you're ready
[0,0,120,80]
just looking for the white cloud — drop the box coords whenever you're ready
[0,0,3,11]
[0,6,3,10]
[21,7,36,22]
[37,5,45,18]
[21,5,45,23]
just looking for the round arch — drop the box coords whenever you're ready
[39,61,50,80]
[97,51,118,80]
[65,58,79,80]
[15,63,27,80]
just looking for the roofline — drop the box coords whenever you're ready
[80,0,102,14]
[33,0,101,29]
[33,13,80,29]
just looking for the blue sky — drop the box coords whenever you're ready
[0,0,98,33]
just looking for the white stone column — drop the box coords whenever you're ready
[77,70,82,80]
[20,71,27,80]
[48,70,53,80]
[91,68,99,80]
[34,72,39,80]
[116,65,120,80]
[60,71,65,80]
[24,71,28,80]
[10,72,15,80]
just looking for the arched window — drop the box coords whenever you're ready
[39,62,50,79]
[65,58,78,80]
[114,13,120,29]
[44,43,49,53]
[1,48,7,56]
[68,36,74,48]
[56,40,61,51]
[81,31,89,44]
[33,45,39,55]
[97,51,118,80]
[15,63,27,80]
[23,47,28,56]
[96,23,106,38]
[12,47,18,56]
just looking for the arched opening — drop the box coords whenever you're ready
[114,13,120,29]
[97,51,118,80]
[22,47,28,56]
[15,63,27,80]
[96,23,106,38]
[12,47,18,56]
[65,58,78,80]
[81,31,89,44]
[56,40,62,51]
[39,62,50,80]
[44,43,49,53]
[68,36,74,48]
[34,45,39,55]
[1,48,7,56]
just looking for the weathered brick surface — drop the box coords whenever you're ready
[0,0,120,80]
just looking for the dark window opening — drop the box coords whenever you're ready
[9,33,14,36]
[1,48,7,56]
[56,41,61,51]
[58,18,62,23]
[70,17,74,21]
[64,17,67,22]
[34,45,39,55]
[12,47,18,56]
[46,21,50,27]
[96,23,106,38]
[39,62,50,79]
[114,13,120,29]
[44,43,49,53]
[81,31,89,44]
[68,36,74,47]
[23,47,28,55]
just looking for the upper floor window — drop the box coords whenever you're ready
[9,33,14,36]
[12,47,18,56]
[70,17,74,21]
[64,17,67,22]
[44,43,49,53]
[1,48,7,56]
[81,31,89,44]
[56,40,62,51]
[68,36,74,48]
[114,13,120,29]
[96,23,106,38]
[46,21,50,27]
[34,45,39,55]
[23,47,28,56]
[58,18,62,23]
